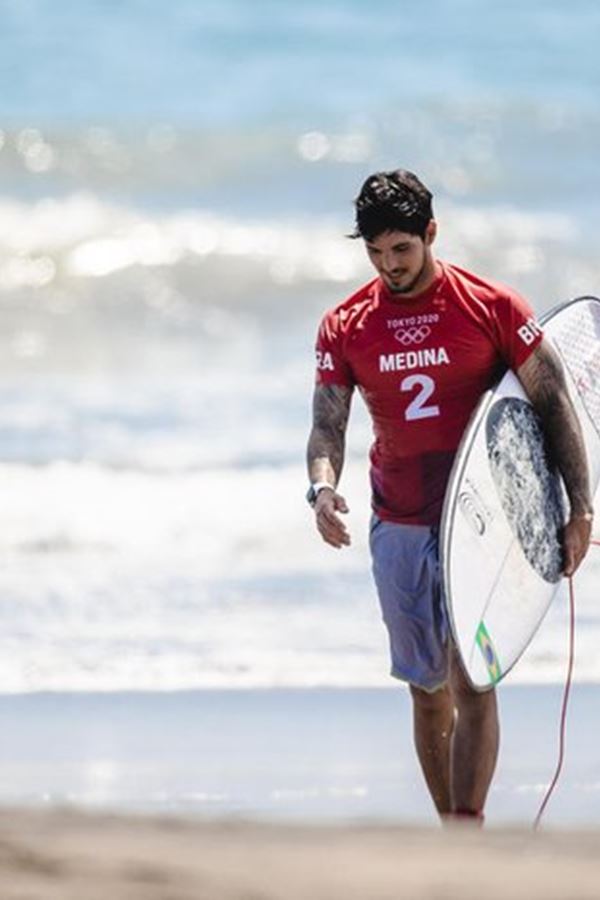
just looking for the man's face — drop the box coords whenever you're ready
[365,225,435,296]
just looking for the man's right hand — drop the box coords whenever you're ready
[314,488,351,548]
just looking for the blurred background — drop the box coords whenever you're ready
[0,0,599,694]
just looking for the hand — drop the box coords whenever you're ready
[562,515,593,577]
[314,488,351,549]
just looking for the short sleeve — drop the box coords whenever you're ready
[314,311,355,387]
[491,288,544,370]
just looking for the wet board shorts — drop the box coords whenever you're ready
[370,516,450,692]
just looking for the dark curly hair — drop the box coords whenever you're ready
[351,170,434,241]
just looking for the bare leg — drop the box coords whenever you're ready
[409,683,455,815]
[449,652,499,814]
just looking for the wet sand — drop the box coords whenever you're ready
[0,687,598,825]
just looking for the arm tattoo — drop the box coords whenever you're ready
[518,341,592,516]
[306,384,353,486]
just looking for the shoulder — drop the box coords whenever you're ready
[442,262,535,319]
[442,262,521,303]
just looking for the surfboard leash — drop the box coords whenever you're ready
[532,574,576,830]
[533,538,600,830]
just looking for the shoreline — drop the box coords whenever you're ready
[0,685,597,827]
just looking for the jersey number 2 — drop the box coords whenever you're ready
[401,374,440,421]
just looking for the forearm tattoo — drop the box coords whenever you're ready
[519,342,592,516]
[306,384,353,485]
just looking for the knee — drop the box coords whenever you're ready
[454,681,497,721]
[410,682,452,717]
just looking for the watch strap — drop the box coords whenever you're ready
[306,481,334,506]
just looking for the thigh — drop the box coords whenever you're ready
[370,517,449,691]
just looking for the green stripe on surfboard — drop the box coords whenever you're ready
[475,621,502,684]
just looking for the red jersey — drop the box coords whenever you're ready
[314,261,543,525]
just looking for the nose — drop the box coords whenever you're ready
[382,252,400,273]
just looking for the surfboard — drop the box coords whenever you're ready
[440,296,600,689]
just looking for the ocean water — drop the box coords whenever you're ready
[0,0,598,691]
[1,687,599,825]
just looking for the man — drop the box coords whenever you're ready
[306,169,593,823]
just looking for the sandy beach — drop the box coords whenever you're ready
[0,808,600,899]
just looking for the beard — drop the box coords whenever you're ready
[385,253,428,295]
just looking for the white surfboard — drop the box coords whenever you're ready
[440,296,600,689]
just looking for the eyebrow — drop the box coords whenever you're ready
[367,241,412,251]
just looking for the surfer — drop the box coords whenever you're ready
[305,169,593,822]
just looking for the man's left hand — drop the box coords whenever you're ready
[562,516,593,577]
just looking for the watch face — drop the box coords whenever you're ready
[306,485,317,506]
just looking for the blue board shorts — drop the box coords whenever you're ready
[370,516,450,692]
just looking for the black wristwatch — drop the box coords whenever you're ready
[306,481,334,507]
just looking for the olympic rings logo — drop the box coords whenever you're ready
[394,325,431,345]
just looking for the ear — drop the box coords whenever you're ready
[424,220,437,246]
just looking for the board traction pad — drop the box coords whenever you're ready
[486,398,564,583]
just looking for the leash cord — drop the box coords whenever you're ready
[533,538,600,830]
